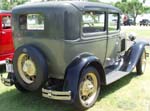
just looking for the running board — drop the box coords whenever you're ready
[106,71,129,85]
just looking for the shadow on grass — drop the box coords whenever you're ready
[0,72,137,111]
[98,72,137,100]
[0,89,75,111]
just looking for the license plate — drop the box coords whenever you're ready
[6,64,14,73]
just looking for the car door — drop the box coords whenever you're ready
[79,10,107,64]
[104,11,121,67]
[0,14,14,56]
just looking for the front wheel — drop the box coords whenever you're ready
[74,66,100,110]
[136,50,146,75]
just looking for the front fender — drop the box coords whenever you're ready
[121,41,149,72]
[63,53,103,102]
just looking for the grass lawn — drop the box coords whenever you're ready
[0,68,150,111]
[121,26,150,39]
[0,26,150,111]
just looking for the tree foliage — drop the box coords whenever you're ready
[88,0,99,2]
[0,0,27,10]
[115,0,146,25]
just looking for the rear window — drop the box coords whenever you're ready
[19,14,44,30]
[2,16,11,29]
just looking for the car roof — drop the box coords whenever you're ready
[14,1,121,12]
[68,1,121,11]
[0,10,11,14]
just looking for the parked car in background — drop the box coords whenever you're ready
[0,10,14,71]
[124,18,134,26]
[1,1,149,110]
[140,19,150,26]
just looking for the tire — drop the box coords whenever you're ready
[13,75,29,92]
[73,66,100,110]
[136,50,146,75]
[8,72,28,92]
[13,45,48,91]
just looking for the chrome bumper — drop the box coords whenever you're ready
[0,60,6,65]
[0,59,13,73]
[42,88,71,101]
[1,77,13,86]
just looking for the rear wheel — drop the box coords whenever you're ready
[7,72,28,92]
[13,76,29,92]
[74,66,100,110]
[13,45,48,91]
[136,50,146,75]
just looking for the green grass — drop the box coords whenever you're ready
[0,26,150,111]
[0,70,150,111]
[121,26,150,39]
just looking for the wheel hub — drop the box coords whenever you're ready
[79,72,98,104]
[17,54,36,84]
[23,60,36,76]
[81,79,94,96]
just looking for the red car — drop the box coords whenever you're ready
[0,10,14,65]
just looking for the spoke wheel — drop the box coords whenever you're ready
[136,50,146,75]
[13,45,48,91]
[79,73,98,106]
[141,52,146,72]
[18,53,36,84]
[74,66,100,110]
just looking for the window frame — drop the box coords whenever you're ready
[108,13,120,33]
[19,13,45,31]
[81,10,107,39]
[2,15,11,29]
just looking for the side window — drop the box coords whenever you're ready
[108,13,119,31]
[19,14,44,30]
[82,11,105,34]
[2,16,11,29]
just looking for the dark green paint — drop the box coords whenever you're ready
[12,1,122,79]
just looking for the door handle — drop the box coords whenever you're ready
[1,31,6,35]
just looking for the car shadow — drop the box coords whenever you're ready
[98,71,137,100]
[0,72,137,111]
[0,88,75,111]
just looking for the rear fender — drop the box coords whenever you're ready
[121,41,149,72]
[63,53,105,102]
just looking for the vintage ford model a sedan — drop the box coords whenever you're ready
[1,1,149,110]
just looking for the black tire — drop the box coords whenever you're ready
[8,72,28,92]
[13,45,48,91]
[136,50,146,75]
[13,75,29,92]
[73,66,100,110]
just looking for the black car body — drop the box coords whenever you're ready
[140,19,150,26]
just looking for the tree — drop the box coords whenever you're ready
[143,0,146,3]
[115,0,145,25]
[122,0,127,2]
[1,0,11,10]
[115,2,128,14]
[128,0,144,25]
[1,0,27,10]
[88,0,99,2]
